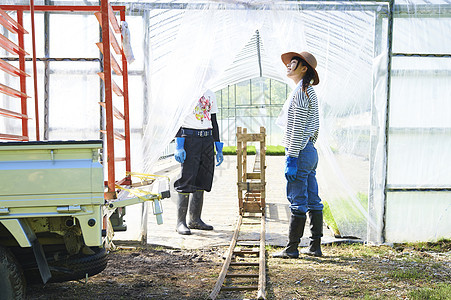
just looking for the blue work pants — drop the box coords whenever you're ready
[287,141,323,216]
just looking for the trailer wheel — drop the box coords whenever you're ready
[0,246,26,300]
[26,246,108,284]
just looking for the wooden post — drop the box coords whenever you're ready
[260,127,266,212]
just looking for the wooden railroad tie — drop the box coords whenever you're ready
[209,127,267,300]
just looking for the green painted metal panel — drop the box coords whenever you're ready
[0,141,104,207]
[0,193,105,208]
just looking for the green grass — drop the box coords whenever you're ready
[223,145,285,155]
[409,283,451,300]
[266,145,285,155]
[399,239,451,252]
[363,294,398,300]
[325,192,368,237]
[223,145,256,155]
[340,243,391,257]
[322,193,368,238]
[222,146,237,155]
[323,201,339,236]
[356,192,368,207]
[389,268,429,280]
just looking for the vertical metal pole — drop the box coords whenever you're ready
[269,79,272,145]
[142,9,150,128]
[30,0,40,141]
[260,126,266,213]
[101,0,116,198]
[234,84,237,143]
[98,0,104,142]
[120,8,131,185]
[249,79,252,134]
[140,9,151,245]
[17,10,28,140]
[43,1,50,140]
[249,79,252,105]
[227,85,230,145]
[368,8,385,244]
[256,29,262,77]
[219,89,223,144]
[382,0,394,243]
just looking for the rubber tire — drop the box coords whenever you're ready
[0,246,26,300]
[25,247,108,284]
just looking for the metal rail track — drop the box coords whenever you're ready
[210,126,267,299]
[209,214,266,300]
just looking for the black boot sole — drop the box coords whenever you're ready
[272,254,299,259]
[176,224,192,235]
[188,226,213,230]
[301,249,322,257]
[188,222,213,230]
[272,250,299,259]
[176,229,192,235]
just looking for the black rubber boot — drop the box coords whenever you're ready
[272,214,306,258]
[301,210,323,257]
[188,190,213,230]
[176,193,191,235]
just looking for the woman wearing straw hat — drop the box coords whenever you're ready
[273,51,324,258]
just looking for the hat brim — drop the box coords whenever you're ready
[281,52,319,85]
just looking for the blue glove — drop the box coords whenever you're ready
[215,141,224,166]
[285,156,298,182]
[174,137,186,163]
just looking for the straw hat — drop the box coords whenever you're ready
[281,51,319,85]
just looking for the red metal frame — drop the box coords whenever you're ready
[30,0,40,141]
[0,3,132,198]
[0,58,30,77]
[0,8,29,141]
[99,0,116,198]
[120,9,131,185]
[0,83,29,98]
[0,5,126,12]
[0,8,28,34]
[17,10,28,140]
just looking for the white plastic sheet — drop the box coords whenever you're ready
[136,2,380,240]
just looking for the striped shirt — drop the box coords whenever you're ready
[282,85,320,158]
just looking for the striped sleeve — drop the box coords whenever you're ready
[283,86,320,158]
[286,96,309,157]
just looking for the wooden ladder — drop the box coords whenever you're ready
[237,126,266,216]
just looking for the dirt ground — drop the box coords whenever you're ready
[26,240,451,300]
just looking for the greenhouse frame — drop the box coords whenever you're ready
[0,0,450,244]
